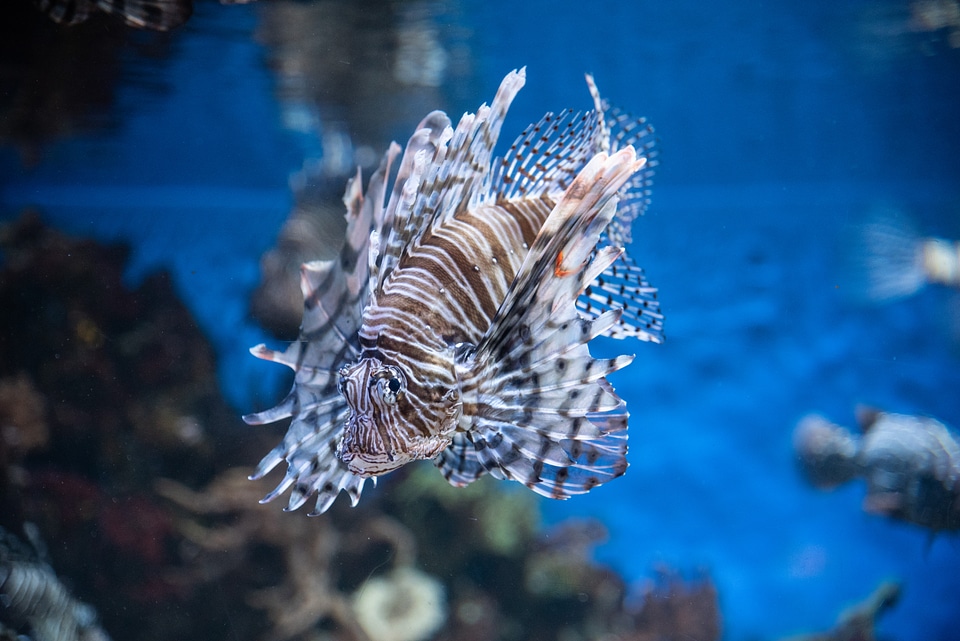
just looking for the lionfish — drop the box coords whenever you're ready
[245,68,664,515]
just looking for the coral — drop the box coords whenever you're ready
[0,214,268,638]
[625,567,722,641]
[22,469,180,605]
[525,519,613,599]
[394,464,542,559]
[779,580,900,641]
[156,468,346,637]
[387,465,722,641]
[156,461,721,641]
[0,373,49,459]
[351,567,446,641]
[0,212,253,488]
[157,468,424,641]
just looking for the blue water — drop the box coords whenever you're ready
[2,1,959,639]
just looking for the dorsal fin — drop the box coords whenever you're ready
[372,113,451,295]
[585,73,657,247]
[571,75,661,340]
[427,68,529,225]
[585,74,612,154]
[373,68,528,293]
[489,109,602,203]
[605,109,657,246]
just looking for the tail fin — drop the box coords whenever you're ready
[850,206,926,302]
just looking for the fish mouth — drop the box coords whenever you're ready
[337,415,406,477]
[337,415,450,477]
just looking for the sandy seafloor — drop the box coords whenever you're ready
[2,0,960,639]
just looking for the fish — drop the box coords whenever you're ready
[0,525,112,641]
[34,0,192,30]
[244,68,663,515]
[851,205,960,302]
[794,408,960,533]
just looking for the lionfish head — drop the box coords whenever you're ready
[336,356,461,477]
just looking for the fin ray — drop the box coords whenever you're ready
[457,147,644,499]
[244,146,398,514]
[434,432,488,488]
[375,69,528,294]
[578,243,664,342]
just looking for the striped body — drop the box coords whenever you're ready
[341,201,548,474]
[245,68,664,514]
[373,202,542,344]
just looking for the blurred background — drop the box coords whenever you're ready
[1,0,959,640]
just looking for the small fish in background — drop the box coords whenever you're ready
[794,408,960,533]
[33,0,193,30]
[849,204,960,302]
[0,524,112,641]
[244,67,663,515]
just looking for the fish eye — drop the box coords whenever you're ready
[375,367,405,405]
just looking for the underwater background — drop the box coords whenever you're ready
[1,0,959,640]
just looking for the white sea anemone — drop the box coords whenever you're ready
[351,567,446,641]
